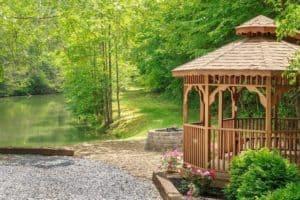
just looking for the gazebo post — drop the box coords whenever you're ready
[183,85,189,123]
[218,91,223,128]
[273,95,278,131]
[200,96,204,124]
[204,75,210,167]
[230,87,238,128]
[266,76,272,148]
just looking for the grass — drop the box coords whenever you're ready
[106,87,199,140]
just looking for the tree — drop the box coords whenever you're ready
[0,0,62,96]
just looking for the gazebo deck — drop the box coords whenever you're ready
[184,118,300,173]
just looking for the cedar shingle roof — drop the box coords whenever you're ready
[236,15,276,36]
[172,15,300,77]
[236,15,276,28]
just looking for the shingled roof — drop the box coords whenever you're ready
[236,15,276,36]
[237,15,275,27]
[172,15,300,77]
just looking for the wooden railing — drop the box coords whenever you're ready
[197,118,300,131]
[235,118,265,130]
[231,117,300,131]
[275,118,300,130]
[222,118,235,129]
[184,123,300,173]
[209,127,266,172]
[183,124,207,168]
[272,130,300,164]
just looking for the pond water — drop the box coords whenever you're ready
[0,94,100,147]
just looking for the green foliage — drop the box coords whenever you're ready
[0,66,3,83]
[225,148,299,200]
[274,1,300,79]
[64,66,104,124]
[177,179,190,194]
[54,0,133,126]
[0,0,299,127]
[130,0,274,94]
[261,182,300,200]
[276,2,300,39]
[0,0,62,96]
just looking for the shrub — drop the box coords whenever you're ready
[225,148,299,200]
[261,182,300,200]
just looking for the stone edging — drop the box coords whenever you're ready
[0,147,74,156]
[152,172,183,200]
[153,171,223,200]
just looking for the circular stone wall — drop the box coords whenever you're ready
[145,128,183,152]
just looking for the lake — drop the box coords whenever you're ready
[0,94,100,147]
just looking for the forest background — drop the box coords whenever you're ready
[0,0,299,132]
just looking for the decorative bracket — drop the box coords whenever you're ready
[245,85,266,108]
[209,85,229,106]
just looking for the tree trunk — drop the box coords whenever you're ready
[115,38,121,118]
[107,24,113,124]
[102,41,110,126]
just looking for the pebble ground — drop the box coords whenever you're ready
[0,155,161,200]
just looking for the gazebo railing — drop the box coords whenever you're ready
[272,130,300,163]
[224,117,300,131]
[183,122,300,173]
[184,124,207,168]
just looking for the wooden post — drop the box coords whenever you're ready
[183,85,189,123]
[266,77,272,148]
[230,87,239,155]
[200,95,204,124]
[230,87,238,128]
[204,75,210,168]
[218,91,223,128]
[274,102,278,131]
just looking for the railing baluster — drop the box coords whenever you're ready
[183,123,299,174]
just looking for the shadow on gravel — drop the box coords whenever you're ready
[0,155,75,169]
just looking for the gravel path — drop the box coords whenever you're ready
[68,140,161,180]
[0,155,161,200]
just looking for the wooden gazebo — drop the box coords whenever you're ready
[172,15,300,174]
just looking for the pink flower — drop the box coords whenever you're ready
[209,169,216,180]
[203,171,210,177]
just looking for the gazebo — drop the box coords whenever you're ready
[172,15,300,176]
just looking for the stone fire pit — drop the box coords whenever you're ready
[145,127,183,152]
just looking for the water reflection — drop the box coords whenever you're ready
[0,94,100,147]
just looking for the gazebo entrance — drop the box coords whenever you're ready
[172,15,300,174]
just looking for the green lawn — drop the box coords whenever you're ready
[109,88,198,140]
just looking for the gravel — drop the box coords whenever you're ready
[0,155,161,200]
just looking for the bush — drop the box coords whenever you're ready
[225,148,299,200]
[261,182,300,200]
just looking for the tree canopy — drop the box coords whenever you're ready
[0,0,299,126]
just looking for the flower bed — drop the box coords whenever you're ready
[156,149,224,199]
[169,175,224,199]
